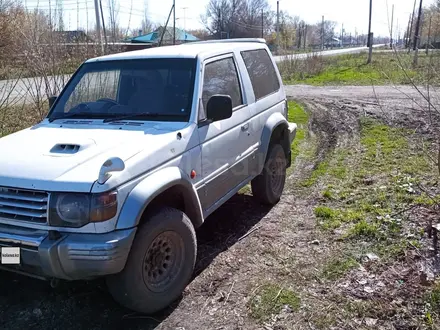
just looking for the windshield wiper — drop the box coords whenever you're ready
[103,112,185,123]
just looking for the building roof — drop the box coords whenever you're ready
[86,39,268,63]
[130,27,199,44]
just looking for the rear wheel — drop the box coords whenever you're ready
[251,144,287,205]
[107,207,196,314]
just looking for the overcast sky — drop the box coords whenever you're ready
[25,0,437,37]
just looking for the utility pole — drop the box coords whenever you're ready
[341,23,344,47]
[413,0,423,51]
[304,24,307,50]
[367,0,373,64]
[321,15,325,50]
[261,9,264,38]
[173,0,176,45]
[427,15,432,55]
[390,4,394,48]
[93,0,104,55]
[276,1,280,52]
[413,0,423,66]
[406,13,412,48]
[408,0,417,50]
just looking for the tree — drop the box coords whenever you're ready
[141,0,154,34]
[202,0,272,39]
[108,0,120,42]
[277,11,298,50]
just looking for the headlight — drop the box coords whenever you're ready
[49,191,118,228]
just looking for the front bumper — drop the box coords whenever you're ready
[0,223,136,280]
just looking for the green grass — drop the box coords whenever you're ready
[302,160,329,187]
[346,220,380,240]
[280,52,440,86]
[249,283,300,321]
[314,206,364,230]
[288,101,309,164]
[311,117,436,250]
[321,256,358,280]
[424,282,440,327]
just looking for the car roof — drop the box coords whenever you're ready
[86,40,268,63]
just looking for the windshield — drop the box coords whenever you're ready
[48,58,197,122]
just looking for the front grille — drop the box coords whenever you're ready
[0,187,48,223]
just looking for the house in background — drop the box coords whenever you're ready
[130,26,199,45]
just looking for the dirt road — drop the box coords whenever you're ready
[0,85,437,330]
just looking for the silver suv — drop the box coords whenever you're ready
[0,39,296,313]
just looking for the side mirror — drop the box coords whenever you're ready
[206,95,233,122]
[49,96,57,109]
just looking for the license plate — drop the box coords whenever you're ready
[1,247,20,264]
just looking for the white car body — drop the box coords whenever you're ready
[0,39,296,281]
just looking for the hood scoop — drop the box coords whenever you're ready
[46,138,96,157]
[50,144,81,154]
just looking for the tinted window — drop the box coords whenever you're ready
[241,49,280,100]
[202,57,243,112]
[49,59,196,122]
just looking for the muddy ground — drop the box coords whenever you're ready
[1,85,439,330]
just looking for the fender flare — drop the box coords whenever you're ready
[257,112,290,173]
[116,167,204,230]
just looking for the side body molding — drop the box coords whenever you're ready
[256,112,290,174]
[116,167,204,230]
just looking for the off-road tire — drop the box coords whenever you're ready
[106,207,196,314]
[251,144,287,205]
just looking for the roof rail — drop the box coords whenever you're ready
[190,38,267,45]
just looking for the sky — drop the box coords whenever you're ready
[23,0,438,38]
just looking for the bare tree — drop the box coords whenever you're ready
[202,0,272,39]
[141,0,153,35]
[108,0,120,42]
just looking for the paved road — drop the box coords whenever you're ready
[273,44,386,62]
[0,45,386,105]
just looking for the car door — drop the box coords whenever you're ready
[240,48,285,154]
[197,54,253,212]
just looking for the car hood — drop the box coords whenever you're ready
[0,121,190,192]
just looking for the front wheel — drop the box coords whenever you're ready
[251,144,287,205]
[106,207,196,314]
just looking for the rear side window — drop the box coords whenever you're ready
[202,57,243,112]
[241,49,280,100]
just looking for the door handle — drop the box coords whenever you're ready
[241,123,249,131]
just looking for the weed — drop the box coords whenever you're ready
[323,189,333,199]
[315,206,364,230]
[321,257,358,280]
[249,283,300,321]
[314,206,336,219]
[347,220,379,239]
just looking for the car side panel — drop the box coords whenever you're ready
[116,166,204,230]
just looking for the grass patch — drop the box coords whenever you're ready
[424,282,440,327]
[346,220,380,240]
[280,52,440,86]
[288,101,309,164]
[302,160,329,187]
[314,206,364,230]
[0,103,46,137]
[249,283,300,321]
[321,257,358,280]
[313,117,435,238]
